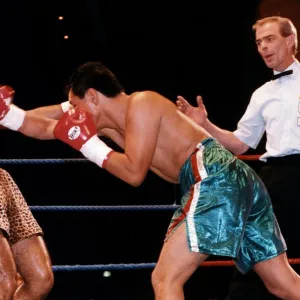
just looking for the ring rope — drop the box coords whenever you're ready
[236,155,261,161]
[37,204,299,273]
[52,258,300,271]
[0,158,89,165]
[3,156,297,274]
[30,205,180,212]
[0,155,261,165]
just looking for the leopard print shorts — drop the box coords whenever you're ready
[0,168,43,245]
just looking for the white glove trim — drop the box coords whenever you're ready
[0,105,26,131]
[80,135,113,168]
[61,101,74,113]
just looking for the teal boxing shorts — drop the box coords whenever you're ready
[166,138,286,274]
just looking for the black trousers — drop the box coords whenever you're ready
[226,154,300,300]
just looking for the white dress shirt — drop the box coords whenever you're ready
[234,60,300,161]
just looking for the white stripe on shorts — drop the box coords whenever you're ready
[187,144,208,252]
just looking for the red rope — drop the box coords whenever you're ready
[201,258,300,267]
[236,154,261,161]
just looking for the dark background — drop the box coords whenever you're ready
[0,0,299,299]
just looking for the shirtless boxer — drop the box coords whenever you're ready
[0,62,300,299]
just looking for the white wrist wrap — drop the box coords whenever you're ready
[80,135,113,168]
[0,105,26,131]
[61,101,74,113]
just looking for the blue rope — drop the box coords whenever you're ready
[52,263,156,272]
[30,205,179,211]
[0,156,257,165]
[0,158,88,165]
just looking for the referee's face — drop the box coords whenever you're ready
[255,22,294,72]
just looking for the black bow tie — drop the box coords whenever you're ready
[272,69,293,80]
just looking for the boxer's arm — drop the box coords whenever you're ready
[26,101,74,120]
[0,85,58,139]
[0,102,57,139]
[19,114,57,140]
[54,93,163,187]
[98,128,125,149]
[27,104,64,120]
[102,93,161,186]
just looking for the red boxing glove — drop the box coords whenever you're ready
[54,107,114,167]
[54,107,97,150]
[0,85,15,120]
[0,85,15,101]
[0,85,25,130]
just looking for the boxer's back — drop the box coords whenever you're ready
[127,91,211,182]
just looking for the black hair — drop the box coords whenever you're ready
[66,61,124,98]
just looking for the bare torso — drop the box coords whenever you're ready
[99,91,211,183]
[147,96,210,182]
